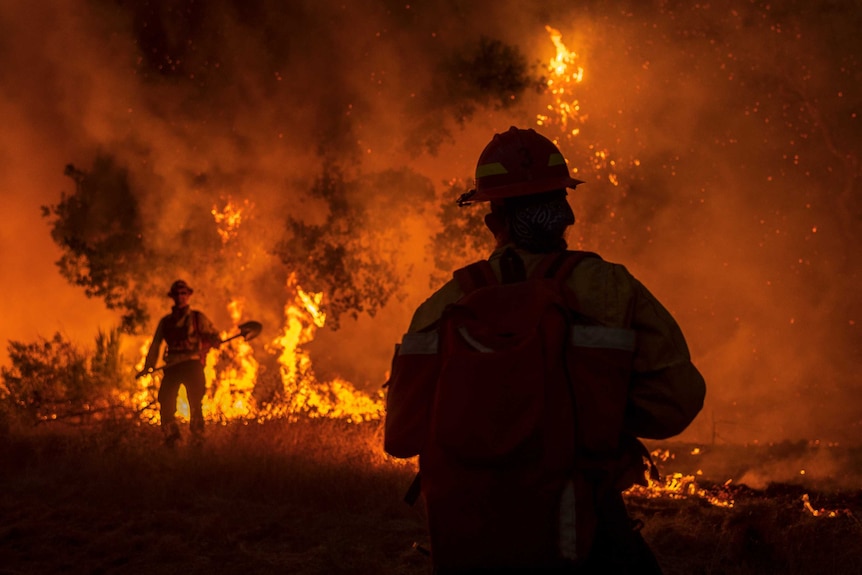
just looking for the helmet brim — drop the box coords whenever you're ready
[466,176,584,204]
[167,283,194,297]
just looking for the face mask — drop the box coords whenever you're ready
[507,194,575,252]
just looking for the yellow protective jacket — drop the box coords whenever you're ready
[384,245,706,568]
[400,245,705,442]
[144,306,220,369]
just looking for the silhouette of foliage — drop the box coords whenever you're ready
[0,329,130,424]
[428,180,493,289]
[275,166,428,329]
[442,36,532,123]
[407,36,538,155]
[41,157,150,333]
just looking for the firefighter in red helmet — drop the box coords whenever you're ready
[384,127,706,573]
[141,280,221,446]
[457,125,585,205]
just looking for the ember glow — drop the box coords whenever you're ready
[624,449,736,508]
[212,199,250,244]
[801,493,853,519]
[625,470,736,509]
[536,27,629,187]
[536,25,586,140]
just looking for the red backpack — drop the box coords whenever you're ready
[385,249,636,569]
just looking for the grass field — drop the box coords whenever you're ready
[1,418,861,574]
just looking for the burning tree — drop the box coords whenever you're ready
[274,166,418,329]
[36,151,446,428]
[28,25,588,429]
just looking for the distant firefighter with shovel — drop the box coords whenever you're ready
[137,279,261,446]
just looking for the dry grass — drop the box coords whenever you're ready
[632,441,862,575]
[630,491,862,574]
[0,418,426,575]
[1,420,861,574]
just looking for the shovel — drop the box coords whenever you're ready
[136,320,263,379]
[220,320,263,344]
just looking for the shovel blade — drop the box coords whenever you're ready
[222,320,263,343]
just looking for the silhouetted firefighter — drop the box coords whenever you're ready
[138,280,221,446]
[384,127,706,574]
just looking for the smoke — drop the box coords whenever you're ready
[1,0,860,445]
[534,2,862,447]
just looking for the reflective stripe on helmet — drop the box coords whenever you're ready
[548,152,566,167]
[462,127,583,205]
[475,162,509,178]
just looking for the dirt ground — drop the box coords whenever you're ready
[1,420,861,575]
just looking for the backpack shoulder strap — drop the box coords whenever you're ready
[453,259,498,295]
[498,247,527,284]
[192,309,200,332]
[531,250,600,281]
[192,309,210,346]
[454,250,600,294]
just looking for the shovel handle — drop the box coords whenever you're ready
[136,320,261,377]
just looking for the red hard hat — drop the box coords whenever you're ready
[458,127,583,206]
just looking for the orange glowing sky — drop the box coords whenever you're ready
[1,0,860,444]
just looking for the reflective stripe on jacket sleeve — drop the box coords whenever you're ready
[384,331,441,458]
[398,331,439,355]
[571,325,636,351]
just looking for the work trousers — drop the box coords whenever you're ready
[158,359,207,439]
[432,493,663,575]
[582,492,664,574]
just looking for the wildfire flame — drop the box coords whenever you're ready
[134,278,384,426]
[296,285,326,329]
[211,198,250,244]
[624,449,735,508]
[536,25,586,140]
[622,448,862,521]
[801,493,854,519]
[625,471,736,509]
[132,340,157,420]
[131,200,384,426]
[537,25,635,187]
[205,298,259,421]
[270,274,383,424]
